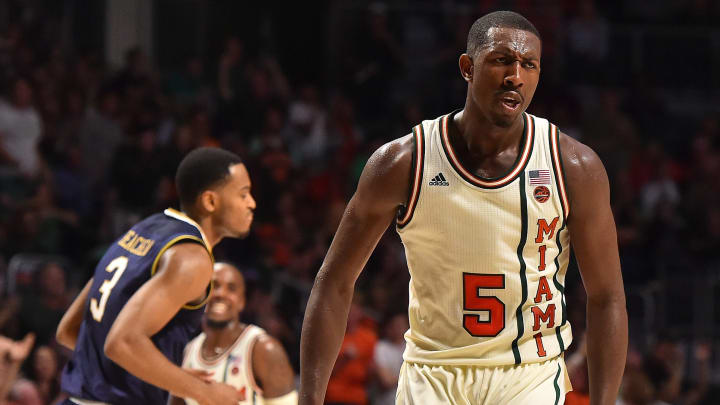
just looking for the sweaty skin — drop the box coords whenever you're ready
[299,27,626,405]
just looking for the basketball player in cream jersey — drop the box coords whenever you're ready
[169,263,297,405]
[300,10,627,405]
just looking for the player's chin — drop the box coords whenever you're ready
[490,111,520,128]
[205,315,233,327]
[228,221,253,239]
[230,227,251,239]
[205,314,226,322]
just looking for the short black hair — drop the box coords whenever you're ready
[467,11,541,57]
[175,147,243,210]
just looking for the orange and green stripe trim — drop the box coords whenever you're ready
[397,124,425,228]
[549,124,570,218]
[440,112,534,189]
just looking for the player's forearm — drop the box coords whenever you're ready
[104,332,208,400]
[585,294,627,405]
[299,275,354,405]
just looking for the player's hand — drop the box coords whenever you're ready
[197,381,243,405]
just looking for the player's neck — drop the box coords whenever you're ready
[203,321,247,356]
[197,218,223,247]
[185,210,223,247]
[455,107,525,159]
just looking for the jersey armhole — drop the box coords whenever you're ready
[397,124,425,228]
[150,235,214,310]
[549,123,570,220]
[247,333,265,396]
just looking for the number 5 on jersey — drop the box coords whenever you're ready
[462,273,505,337]
[90,256,129,321]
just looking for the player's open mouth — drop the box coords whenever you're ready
[500,98,520,111]
[208,301,229,313]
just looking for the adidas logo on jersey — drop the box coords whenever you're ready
[429,172,449,186]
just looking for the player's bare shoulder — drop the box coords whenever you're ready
[356,134,415,210]
[558,132,606,176]
[251,334,295,397]
[557,131,611,212]
[252,334,290,365]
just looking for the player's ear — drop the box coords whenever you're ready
[199,190,219,213]
[459,53,473,83]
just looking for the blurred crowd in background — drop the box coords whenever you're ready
[0,0,719,404]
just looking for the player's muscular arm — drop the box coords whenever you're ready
[560,133,627,405]
[252,335,297,401]
[299,135,414,405]
[56,278,93,350]
[105,243,241,405]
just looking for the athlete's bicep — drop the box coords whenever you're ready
[107,243,212,343]
[252,335,295,398]
[561,135,624,299]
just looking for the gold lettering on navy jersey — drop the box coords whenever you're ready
[117,230,155,256]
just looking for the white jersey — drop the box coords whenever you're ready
[182,325,267,405]
[396,111,572,366]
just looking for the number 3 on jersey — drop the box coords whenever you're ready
[462,273,505,337]
[90,256,128,321]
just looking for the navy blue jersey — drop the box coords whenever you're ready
[61,208,213,404]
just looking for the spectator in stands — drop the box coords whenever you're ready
[0,266,19,336]
[371,313,407,405]
[0,333,36,404]
[17,262,69,345]
[325,299,377,405]
[77,85,124,187]
[566,0,609,84]
[0,77,42,177]
[27,345,64,404]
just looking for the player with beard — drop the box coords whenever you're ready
[170,262,297,405]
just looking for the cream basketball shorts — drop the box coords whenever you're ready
[396,355,571,405]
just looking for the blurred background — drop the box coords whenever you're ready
[0,0,719,404]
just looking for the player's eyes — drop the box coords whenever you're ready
[523,62,537,69]
[495,57,508,64]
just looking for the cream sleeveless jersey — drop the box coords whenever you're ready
[182,325,267,405]
[396,111,572,366]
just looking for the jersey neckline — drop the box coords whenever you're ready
[439,111,534,189]
[164,208,212,252]
[196,324,255,366]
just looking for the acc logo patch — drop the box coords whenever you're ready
[232,366,240,375]
[533,186,550,203]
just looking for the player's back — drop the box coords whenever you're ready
[61,208,212,404]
